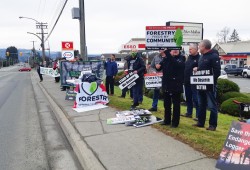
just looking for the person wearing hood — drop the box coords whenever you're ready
[192,39,221,131]
[127,48,146,109]
[182,43,200,120]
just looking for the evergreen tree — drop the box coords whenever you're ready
[229,29,240,42]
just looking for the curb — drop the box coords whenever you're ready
[31,73,105,170]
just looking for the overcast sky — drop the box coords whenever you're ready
[1,0,250,54]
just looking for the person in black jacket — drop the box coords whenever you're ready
[192,39,221,131]
[156,49,185,128]
[182,43,200,120]
[127,48,146,108]
[37,61,44,82]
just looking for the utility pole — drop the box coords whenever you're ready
[31,41,36,66]
[19,16,47,65]
[36,22,48,65]
[79,0,87,60]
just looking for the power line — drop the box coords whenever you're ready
[45,0,68,42]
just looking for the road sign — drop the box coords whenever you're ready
[62,41,74,50]
[62,51,74,60]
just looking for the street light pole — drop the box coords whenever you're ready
[19,16,47,64]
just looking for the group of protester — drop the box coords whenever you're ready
[105,39,221,131]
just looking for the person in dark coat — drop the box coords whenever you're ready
[192,39,221,131]
[127,48,146,108]
[156,49,185,128]
[182,43,200,120]
[105,54,118,95]
[37,61,44,82]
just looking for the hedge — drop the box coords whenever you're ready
[220,92,248,103]
[217,79,240,104]
[220,97,250,118]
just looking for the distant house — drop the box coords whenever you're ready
[213,41,250,67]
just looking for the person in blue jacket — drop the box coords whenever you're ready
[105,54,118,95]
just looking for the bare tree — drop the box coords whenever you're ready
[216,27,230,43]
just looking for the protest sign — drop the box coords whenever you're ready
[216,121,250,170]
[190,70,214,91]
[118,72,139,90]
[144,73,162,89]
[73,82,109,108]
[60,61,104,86]
[145,26,183,50]
[65,90,77,101]
[40,67,60,77]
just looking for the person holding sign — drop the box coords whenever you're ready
[105,54,118,96]
[127,48,146,109]
[156,49,185,128]
[192,39,221,131]
[148,50,166,112]
[182,43,200,120]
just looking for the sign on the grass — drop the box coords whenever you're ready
[118,72,139,90]
[74,82,109,107]
[144,73,163,89]
[145,26,183,50]
[216,121,250,170]
[190,70,214,91]
[40,67,60,77]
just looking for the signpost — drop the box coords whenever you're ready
[62,41,74,60]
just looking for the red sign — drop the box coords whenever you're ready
[62,41,74,50]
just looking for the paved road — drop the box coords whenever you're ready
[228,75,250,93]
[0,66,82,170]
[0,67,48,169]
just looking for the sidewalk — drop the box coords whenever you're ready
[31,72,218,170]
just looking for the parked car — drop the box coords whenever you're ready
[218,70,228,79]
[19,67,31,72]
[242,65,250,78]
[223,64,244,76]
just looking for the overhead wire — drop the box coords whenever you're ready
[45,0,69,42]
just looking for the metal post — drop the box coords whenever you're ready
[79,0,87,60]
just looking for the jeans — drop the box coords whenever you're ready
[164,91,181,127]
[133,80,143,104]
[197,90,218,128]
[152,88,160,108]
[185,84,200,118]
[105,76,114,95]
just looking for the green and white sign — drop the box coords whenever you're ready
[145,26,183,50]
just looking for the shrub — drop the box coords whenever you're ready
[220,97,250,118]
[221,92,248,103]
[217,79,240,104]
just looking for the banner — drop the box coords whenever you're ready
[144,73,163,89]
[145,26,183,50]
[40,67,60,77]
[190,70,214,91]
[74,82,109,107]
[216,121,250,170]
[60,61,104,86]
[118,72,139,90]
